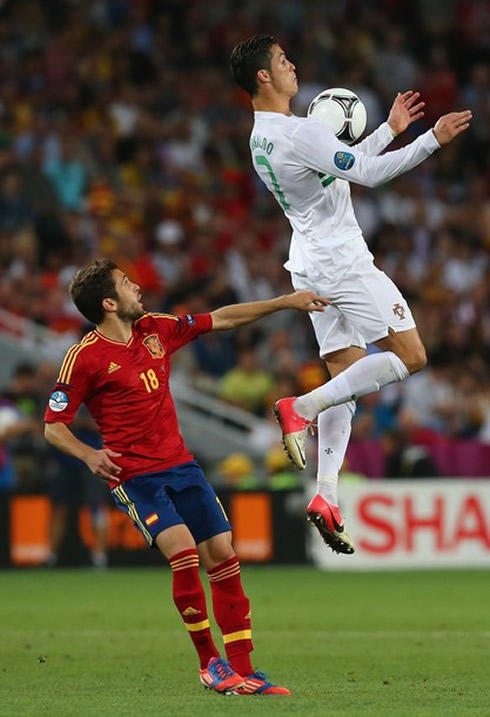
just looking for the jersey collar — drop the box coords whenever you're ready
[94,328,135,347]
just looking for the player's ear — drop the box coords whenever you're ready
[102,297,117,313]
[257,68,271,85]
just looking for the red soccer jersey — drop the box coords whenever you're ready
[44,312,212,488]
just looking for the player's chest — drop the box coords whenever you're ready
[98,333,169,395]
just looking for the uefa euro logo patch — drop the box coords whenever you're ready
[48,390,69,412]
[334,151,355,170]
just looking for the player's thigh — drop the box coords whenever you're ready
[335,255,416,343]
[291,272,366,357]
[111,475,186,548]
[171,462,231,546]
[375,326,427,373]
[154,523,196,559]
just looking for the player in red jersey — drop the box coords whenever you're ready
[44,258,328,696]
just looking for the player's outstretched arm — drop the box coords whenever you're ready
[387,90,425,137]
[210,290,330,331]
[44,422,122,482]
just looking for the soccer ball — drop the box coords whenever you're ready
[307,88,367,145]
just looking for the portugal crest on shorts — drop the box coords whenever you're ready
[392,303,406,320]
[143,334,165,358]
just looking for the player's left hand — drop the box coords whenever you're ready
[284,290,331,312]
[387,91,425,137]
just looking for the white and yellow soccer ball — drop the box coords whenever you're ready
[307,88,367,145]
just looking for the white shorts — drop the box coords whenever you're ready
[291,251,415,358]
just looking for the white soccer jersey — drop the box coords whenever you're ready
[250,112,440,281]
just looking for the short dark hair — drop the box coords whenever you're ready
[230,34,277,97]
[70,259,118,325]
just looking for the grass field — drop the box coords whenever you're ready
[1,566,489,716]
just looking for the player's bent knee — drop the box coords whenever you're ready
[209,545,236,566]
[405,346,427,374]
[198,530,235,569]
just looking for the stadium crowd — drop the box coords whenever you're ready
[0,0,489,491]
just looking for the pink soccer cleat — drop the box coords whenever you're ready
[233,670,291,696]
[272,397,311,470]
[306,494,355,554]
[199,656,244,694]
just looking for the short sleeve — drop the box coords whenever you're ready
[152,313,213,354]
[44,346,91,424]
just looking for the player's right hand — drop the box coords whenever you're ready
[85,448,122,482]
[433,110,472,145]
[284,290,331,312]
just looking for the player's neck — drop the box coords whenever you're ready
[252,94,292,116]
[97,316,134,344]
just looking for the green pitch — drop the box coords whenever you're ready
[1,567,489,716]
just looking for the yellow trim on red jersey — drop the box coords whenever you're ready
[134,312,178,326]
[57,333,99,384]
[149,313,179,320]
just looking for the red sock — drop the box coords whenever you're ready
[169,548,219,668]
[207,556,253,676]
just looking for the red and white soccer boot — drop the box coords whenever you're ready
[199,656,244,694]
[233,670,291,696]
[306,494,355,554]
[272,397,312,470]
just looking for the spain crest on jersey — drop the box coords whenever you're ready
[143,334,165,359]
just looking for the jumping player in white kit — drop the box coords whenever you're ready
[230,35,472,555]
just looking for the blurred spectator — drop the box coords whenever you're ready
[215,452,260,490]
[373,26,418,103]
[264,447,301,490]
[44,407,110,569]
[219,346,276,415]
[0,169,31,232]
[338,457,367,484]
[0,363,42,490]
[381,428,441,479]
[152,219,188,290]
[43,136,88,211]
[0,398,38,490]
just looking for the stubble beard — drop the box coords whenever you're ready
[116,302,145,322]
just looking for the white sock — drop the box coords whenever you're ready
[316,401,356,505]
[294,352,409,421]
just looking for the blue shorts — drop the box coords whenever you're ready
[111,461,231,547]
